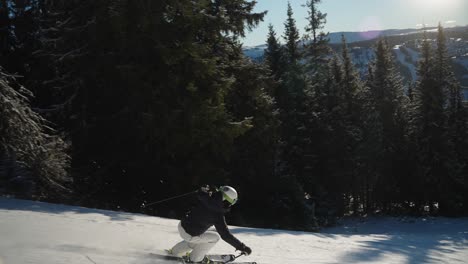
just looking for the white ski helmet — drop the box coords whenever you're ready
[220,186,238,205]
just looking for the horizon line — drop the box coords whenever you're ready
[242,24,468,47]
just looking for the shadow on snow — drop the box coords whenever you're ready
[0,197,135,221]
[232,217,468,264]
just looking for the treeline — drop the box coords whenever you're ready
[1,0,467,231]
[262,1,468,224]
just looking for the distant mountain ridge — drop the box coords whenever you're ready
[243,26,468,60]
[328,27,437,44]
[243,26,468,101]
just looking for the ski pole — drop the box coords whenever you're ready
[226,253,246,263]
[141,190,198,208]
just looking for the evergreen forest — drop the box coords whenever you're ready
[1,0,468,231]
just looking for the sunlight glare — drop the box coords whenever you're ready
[412,0,461,11]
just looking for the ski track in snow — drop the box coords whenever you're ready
[393,45,418,82]
[1,198,468,264]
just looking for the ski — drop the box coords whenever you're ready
[150,252,257,264]
[149,253,181,262]
[213,262,257,264]
[207,254,257,264]
[206,254,236,262]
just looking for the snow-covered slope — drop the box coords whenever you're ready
[327,28,438,44]
[1,197,468,264]
[242,28,437,60]
[393,45,419,82]
[242,44,267,61]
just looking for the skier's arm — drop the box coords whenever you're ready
[214,215,244,250]
[197,190,221,212]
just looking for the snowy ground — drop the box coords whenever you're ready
[1,198,467,264]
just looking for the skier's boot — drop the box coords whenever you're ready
[183,255,211,264]
[200,256,212,264]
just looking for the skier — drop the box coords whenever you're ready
[169,185,252,263]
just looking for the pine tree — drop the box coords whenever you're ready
[412,25,466,215]
[339,35,365,214]
[432,24,466,215]
[364,39,410,213]
[265,24,284,80]
[279,1,306,120]
[341,35,362,114]
[305,37,365,218]
[264,2,317,229]
[265,23,289,135]
[312,56,349,217]
[225,58,282,227]
[301,1,331,207]
[0,67,70,198]
[283,2,300,65]
[446,80,468,214]
[414,35,435,205]
[358,69,383,213]
[304,0,329,63]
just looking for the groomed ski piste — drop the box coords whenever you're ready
[1,197,468,264]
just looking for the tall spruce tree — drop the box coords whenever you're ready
[412,35,441,212]
[305,37,364,218]
[283,2,300,65]
[411,25,468,215]
[339,35,365,214]
[265,24,284,80]
[313,56,349,217]
[359,63,383,213]
[341,35,361,112]
[364,39,410,213]
[304,0,329,66]
[302,0,330,197]
[280,1,306,129]
[225,59,282,228]
[432,24,466,215]
[265,23,288,119]
[263,2,317,230]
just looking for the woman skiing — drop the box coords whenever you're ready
[170,185,252,263]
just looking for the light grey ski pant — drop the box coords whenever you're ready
[171,222,220,262]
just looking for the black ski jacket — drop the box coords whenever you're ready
[181,191,244,250]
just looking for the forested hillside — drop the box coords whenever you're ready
[1,0,468,231]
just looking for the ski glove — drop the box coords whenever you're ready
[238,243,252,256]
[199,185,211,193]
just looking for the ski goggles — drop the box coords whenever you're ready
[222,192,238,205]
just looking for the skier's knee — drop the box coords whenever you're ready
[212,233,220,243]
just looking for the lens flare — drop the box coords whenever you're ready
[359,16,383,40]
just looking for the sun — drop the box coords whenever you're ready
[409,0,462,24]
[412,0,461,10]
[423,0,447,7]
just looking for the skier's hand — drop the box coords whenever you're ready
[199,185,211,193]
[238,244,252,256]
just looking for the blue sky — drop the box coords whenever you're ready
[242,0,468,46]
